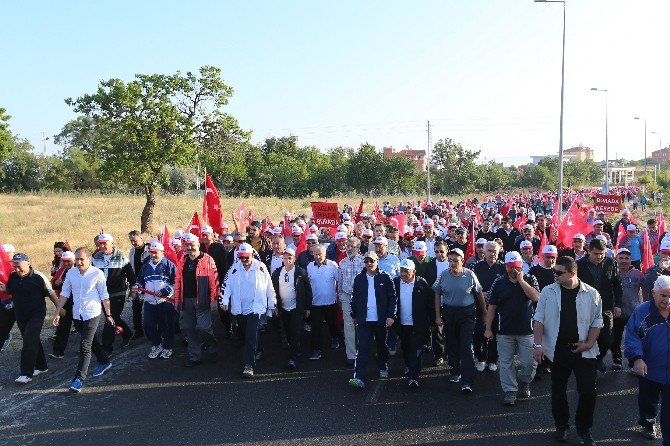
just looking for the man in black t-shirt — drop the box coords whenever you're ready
[484,251,540,406]
[529,245,558,291]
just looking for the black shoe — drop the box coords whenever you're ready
[552,426,569,442]
[130,330,144,340]
[577,429,596,446]
[184,359,202,368]
[596,360,607,374]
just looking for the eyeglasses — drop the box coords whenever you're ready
[364,259,376,264]
[552,269,567,276]
[434,250,446,254]
[233,240,243,244]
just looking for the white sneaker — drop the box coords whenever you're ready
[148,346,163,359]
[476,361,486,372]
[487,363,498,372]
[159,349,172,359]
[33,368,48,376]
[15,375,32,384]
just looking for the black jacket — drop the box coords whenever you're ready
[201,242,227,283]
[271,265,313,312]
[495,227,521,253]
[576,256,622,311]
[392,276,434,332]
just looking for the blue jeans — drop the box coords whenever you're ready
[238,313,261,367]
[354,322,388,383]
[143,301,174,349]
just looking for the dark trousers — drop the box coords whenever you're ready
[400,325,423,380]
[17,315,48,377]
[238,313,260,367]
[132,298,143,334]
[638,377,670,443]
[431,325,445,361]
[474,312,498,363]
[443,305,477,385]
[551,344,598,432]
[217,306,233,337]
[73,315,109,380]
[354,321,389,383]
[102,295,131,352]
[143,301,174,349]
[0,304,16,345]
[280,308,302,361]
[310,303,340,351]
[52,299,73,355]
[596,310,613,362]
[611,316,629,364]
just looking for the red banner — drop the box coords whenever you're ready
[234,201,249,233]
[311,202,340,228]
[594,194,622,213]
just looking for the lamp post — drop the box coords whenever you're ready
[534,0,566,214]
[590,88,608,192]
[634,116,647,176]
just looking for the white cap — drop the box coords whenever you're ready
[284,211,292,217]
[413,241,428,252]
[627,224,637,231]
[438,218,447,225]
[476,238,487,245]
[61,251,75,261]
[448,247,465,258]
[283,247,296,256]
[174,230,183,239]
[335,232,347,241]
[653,275,670,291]
[373,236,388,245]
[403,225,413,235]
[422,218,434,226]
[595,234,608,242]
[520,240,533,249]
[469,211,477,217]
[1,243,15,252]
[616,247,631,255]
[494,213,502,219]
[448,222,458,228]
[172,238,182,247]
[344,220,354,227]
[272,227,282,235]
[182,233,199,244]
[297,219,306,227]
[542,245,558,256]
[622,209,631,215]
[337,224,348,232]
[237,243,254,257]
[306,234,319,241]
[291,226,303,235]
[362,229,373,237]
[660,240,670,252]
[594,219,604,225]
[342,212,350,220]
[223,235,234,242]
[99,233,113,243]
[309,224,319,232]
[523,224,534,230]
[573,233,586,241]
[399,259,415,270]
[201,225,214,235]
[504,251,523,264]
[149,241,164,252]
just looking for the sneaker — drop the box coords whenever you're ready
[255,351,262,361]
[69,378,83,393]
[304,322,311,332]
[640,424,658,440]
[15,375,32,385]
[388,348,397,357]
[159,349,172,359]
[49,352,64,359]
[379,369,389,379]
[408,379,420,389]
[552,426,569,442]
[330,338,340,350]
[33,368,48,376]
[309,350,322,361]
[576,429,596,446]
[487,363,498,372]
[242,365,254,379]
[348,378,365,388]
[476,361,486,372]
[1,333,12,351]
[612,361,622,371]
[596,359,607,374]
[148,346,163,359]
[422,344,433,352]
[404,366,410,375]
[461,383,473,394]
[519,382,531,398]
[92,362,112,377]
[130,330,144,340]
[286,359,296,370]
[432,357,444,367]
[448,374,461,383]
[503,391,516,406]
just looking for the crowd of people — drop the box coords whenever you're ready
[2,187,670,445]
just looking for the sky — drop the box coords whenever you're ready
[2,1,669,167]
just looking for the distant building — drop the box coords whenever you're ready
[383,146,426,171]
[652,147,670,163]
[564,145,594,161]
[530,154,577,165]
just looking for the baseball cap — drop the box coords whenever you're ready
[399,259,416,270]
[1,243,15,252]
[448,248,465,258]
[306,234,319,242]
[149,241,164,252]
[504,251,523,267]
[542,245,558,256]
[283,247,296,256]
[448,222,458,228]
[291,226,303,235]
[264,227,274,234]
[335,232,347,241]
[361,229,373,237]
[237,243,254,257]
[201,225,214,235]
[572,233,586,241]
[627,224,637,231]
[337,224,348,232]
[594,220,604,225]
[616,247,631,255]
[342,212,351,221]
[523,224,534,230]
[309,225,319,233]
[173,230,183,240]
[660,240,670,253]
[622,209,631,215]
[182,233,199,245]
[363,251,378,261]
[172,238,182,247]
[223,235,233,242]
[12,253,30,262]
[422,218,434,227]
[412,241,428,252]
[61,251,75,261]
[414,226,425,235]
[520,240,533,249]
[476,238,487,245]
[99,233,113,243]
[373,236,388,245]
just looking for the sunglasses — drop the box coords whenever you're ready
[434,250,446,254]
[552,269,567,276]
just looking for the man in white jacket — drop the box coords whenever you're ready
[220,243,276,379]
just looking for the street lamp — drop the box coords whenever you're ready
[591,88,608,193]
[534,0,566,214]
[633,116,647,175]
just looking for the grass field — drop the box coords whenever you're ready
[0,192,414,273]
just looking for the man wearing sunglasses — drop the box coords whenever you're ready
[533,256,603,445]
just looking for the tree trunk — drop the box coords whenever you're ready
[141,184,156,234]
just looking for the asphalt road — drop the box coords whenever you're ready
[0,307,655,446]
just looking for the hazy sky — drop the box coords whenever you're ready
[2,1,669,166]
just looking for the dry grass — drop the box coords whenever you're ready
[0,192,415,273]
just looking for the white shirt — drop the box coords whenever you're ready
[366,274,378,321]
[270,254,284,274]
[435,259,449,285]
[399,279,415,325]
[278,266,297,311]
[307,260,339,306]
[61,265,109,321]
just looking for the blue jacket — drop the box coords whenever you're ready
[135,256,177,301]
[351,270,396,325]
[625,300,670,384]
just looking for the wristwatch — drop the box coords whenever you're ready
[532,343,542,349]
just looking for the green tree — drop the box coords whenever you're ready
[347,143,384,194]
[431,138,481,194]
[62,66,244,232]
[478,161,514,191]
[0,137,41,191]
[0,108,14,160]
[382,156,419,193]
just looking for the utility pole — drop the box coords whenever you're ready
[41,132,49,157]
[426,120,431,203]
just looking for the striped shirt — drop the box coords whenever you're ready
[338,254,365,295]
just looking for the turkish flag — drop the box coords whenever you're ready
[538,230,548,256]
[186,212,202,238]
[374,200,381,219]
[234,200,249,233]
[513,215,528,230]
[465,222,476,261]
[295,230,308,256]
[354,198,364,223]
[556,202,589,249]
[642,230,654,273]
[162,225,179,265]
[203,173,224,235]
[282,214,292,237]
[659,211,667,239]
[500,202,511,218]
[0,243,14,301]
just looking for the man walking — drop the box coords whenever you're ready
[306,245,340,361]
[338,236,365,366]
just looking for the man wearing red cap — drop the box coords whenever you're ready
[484,251,540,406]
[174,233,219,367]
